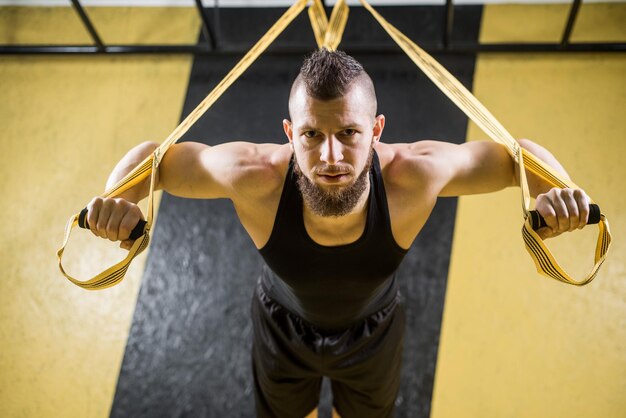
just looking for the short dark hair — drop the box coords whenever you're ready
[297,48,365,100]
[289,48,377,117]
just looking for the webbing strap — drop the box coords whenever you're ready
[308,0,349,51]
[57,0,353,290]
[59,0,611,289]
[359,0,611,285]
[57,0,310,289]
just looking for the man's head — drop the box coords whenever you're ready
[283,49,385,217]
[288,49,377,119]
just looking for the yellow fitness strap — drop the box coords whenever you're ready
[59,0,610,289]
[308,0,349,51]
[57,0,352,290]
[359,0,611,285]
[57,0,311,289]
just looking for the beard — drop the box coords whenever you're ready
[293,149,374,217]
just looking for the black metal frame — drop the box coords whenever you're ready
[1,0,624,55]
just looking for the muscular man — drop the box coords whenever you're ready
[87,49,590,417]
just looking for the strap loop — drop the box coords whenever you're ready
[59,0,611,289]
[358,0,611,285]
[57,0,310,289]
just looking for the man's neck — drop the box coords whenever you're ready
[302,181,371,246]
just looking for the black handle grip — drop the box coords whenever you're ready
[78,208,147,241]
[529,203,601,231]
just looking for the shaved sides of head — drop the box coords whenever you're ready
[289,49,377,118]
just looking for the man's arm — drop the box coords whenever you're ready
[404,139,590,239]
[104,141,280,202]
[87,140,284,249]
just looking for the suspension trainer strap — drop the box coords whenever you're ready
[59,0,610,289]
[57,0,310,290]
[359,0,611,285]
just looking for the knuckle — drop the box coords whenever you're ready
[90,196,103,205]
[102,197,115,208]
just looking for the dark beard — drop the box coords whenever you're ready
[293,149,373,217]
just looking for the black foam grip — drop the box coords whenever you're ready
[78,207,147,241]
[529,203,601,231]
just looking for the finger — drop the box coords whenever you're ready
[549,194,570,233]
[573,189,590,229]
[539,202,559,235]
[86,197,103,238]
[118,207,143,241]
[120,240,134,251]
[96,198,114,239]
[561,189,580,231]
[105,201,129,242]
[537,228,563,240]
[536,226,553,240]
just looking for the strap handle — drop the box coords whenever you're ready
[57,0,310,290]
[359,0,611,285]
[56,150,159,290]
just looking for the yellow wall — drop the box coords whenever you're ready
[0,7,199,418]
[432,4,626,418]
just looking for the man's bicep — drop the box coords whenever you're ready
[158,141,245,199]
[436,141,516,197]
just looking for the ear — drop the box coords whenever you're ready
[372,114,385,146]
[283,119,293,144]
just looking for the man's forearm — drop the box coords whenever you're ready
[105,141,160,203]
[518,139,570,198]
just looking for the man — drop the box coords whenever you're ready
[87,49,590,417]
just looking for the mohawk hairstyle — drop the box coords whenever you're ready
[297,48,365,100]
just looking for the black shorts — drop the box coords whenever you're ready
[251,281,405,418]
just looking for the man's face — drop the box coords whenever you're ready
[283,83,385,217]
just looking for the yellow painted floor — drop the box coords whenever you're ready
[0,7,199,418]
[432,4,626,418]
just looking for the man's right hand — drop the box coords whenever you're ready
[85,197,145,250]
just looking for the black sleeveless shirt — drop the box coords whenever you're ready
[258,152,408,331]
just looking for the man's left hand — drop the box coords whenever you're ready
[534,187,591,239]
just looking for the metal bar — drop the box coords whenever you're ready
[2,42,625,55]
[443,0,454,50]
[195,0,217,50]
[214,0,221,49]
[70,0,105,52]
[561,0,582,47]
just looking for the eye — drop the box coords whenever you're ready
[303,131,317,138]
[342,129,357,136]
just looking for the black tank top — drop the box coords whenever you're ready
[258,152,408,331]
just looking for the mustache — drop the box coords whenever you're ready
[313,165,352,176]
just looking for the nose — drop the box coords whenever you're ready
[320,135,344,165]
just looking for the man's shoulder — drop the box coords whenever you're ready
[239,142,292,179]
[226,142,292,199]
[376,141,449,190]
[375,141,448,248]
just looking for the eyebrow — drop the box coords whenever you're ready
[298,123,363,132]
